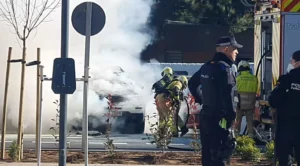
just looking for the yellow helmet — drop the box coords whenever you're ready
[161,67,173,76]
[178,76,188,89]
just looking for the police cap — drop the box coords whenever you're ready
[216,36,243,49]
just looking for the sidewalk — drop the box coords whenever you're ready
[0,164,189,166]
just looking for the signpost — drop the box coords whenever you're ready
[58,0,70,165]
[71,2,106,166]
[37,65,44,166]
[43,67,84,166]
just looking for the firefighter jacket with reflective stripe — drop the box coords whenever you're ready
[166,79,183,101]
[269,68,300,124]
[152,74,173,94]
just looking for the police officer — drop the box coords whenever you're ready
[235,60,258,138]
[269,50,300,166]
[188,36,242,166]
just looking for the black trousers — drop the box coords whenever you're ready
[199,114,227,166]
[276,124,300,166]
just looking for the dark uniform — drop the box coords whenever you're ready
[152,73,173,96]
[188,52,236,166]
[269,67,300,166]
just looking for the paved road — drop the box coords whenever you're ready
[0,133,198,152]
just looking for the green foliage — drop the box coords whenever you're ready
[144,112,174,154]
[265,140,275,160]
[49,100,71,147]
[236,135,255,152]
[8,140,19,161]
[238,143,261,161]
[104,95,117,157]
[49,100,60,142]
[153,0,254,34]
[235,136,262,162]
[189,118,200,154]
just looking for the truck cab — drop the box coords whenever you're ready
[242,0,300,144]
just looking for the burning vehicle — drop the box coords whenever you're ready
[70,66,146,134]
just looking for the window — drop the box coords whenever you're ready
[165,50,183,63]
[173,71,188,76]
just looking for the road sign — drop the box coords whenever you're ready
[51,58,76,94]
[71,2,106,36]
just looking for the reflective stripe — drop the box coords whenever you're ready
[282,0,300,12]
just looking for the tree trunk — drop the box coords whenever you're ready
[17,36,27,161]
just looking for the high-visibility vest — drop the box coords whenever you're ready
[236,71,258,110]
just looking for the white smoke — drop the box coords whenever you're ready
[0,0,161,134]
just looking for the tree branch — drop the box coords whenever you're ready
[27,0,60,37]
[0,0,22,39]
[9,0,22,39]
[0,0,60,42]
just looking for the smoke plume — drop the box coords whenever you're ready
[0,0,160,134]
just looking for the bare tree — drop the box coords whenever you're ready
[0,0,60,161]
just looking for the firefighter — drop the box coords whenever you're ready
[152,67,174,119]
[165,75,189,137]
[152,67,173,95]
[235,60,258,138]
[155,75,188,137]
[189,36,242,166]
[268,50,300,166]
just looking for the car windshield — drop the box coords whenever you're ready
[110,95,127,103]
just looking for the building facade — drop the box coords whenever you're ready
[142,21,254,63]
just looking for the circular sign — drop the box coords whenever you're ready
[71,2,106,36]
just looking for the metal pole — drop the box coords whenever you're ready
[17,47,27,160]
[59,0,69,165]
[36,48,41,157]
[37,65,44,166]
[1,47,12,159]
[82,2,92,165]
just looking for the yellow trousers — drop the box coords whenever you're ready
[155,93,177,133]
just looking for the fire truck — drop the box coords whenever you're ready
[247,0,300,144]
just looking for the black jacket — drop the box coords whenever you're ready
[188,52,235,118]
[269,68,300,124]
